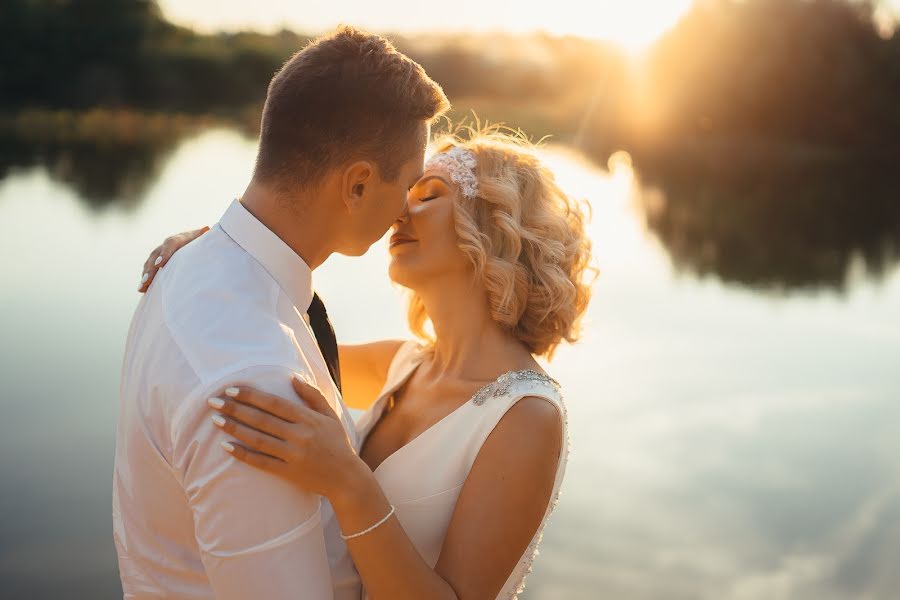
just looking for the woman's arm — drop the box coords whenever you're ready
[432,396,562,596]
[338,341,405,410]
[208,379,563,600]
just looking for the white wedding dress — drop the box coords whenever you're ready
[354,341,569,599]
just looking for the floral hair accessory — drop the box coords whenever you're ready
[424,146,479,199]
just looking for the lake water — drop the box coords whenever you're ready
[1,127,898,599]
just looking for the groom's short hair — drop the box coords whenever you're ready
[255,26,449,193]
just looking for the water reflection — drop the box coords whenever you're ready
[633,155,900,293]
[0,111,212,211]
[0,136,182,212]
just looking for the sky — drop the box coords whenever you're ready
[158,0,900,54]
[155,0,702,54]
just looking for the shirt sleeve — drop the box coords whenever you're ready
[170,364,334,600]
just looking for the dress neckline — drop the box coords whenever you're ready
[361,347,560,476]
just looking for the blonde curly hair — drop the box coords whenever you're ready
[407,124,596,359]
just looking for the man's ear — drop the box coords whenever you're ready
[342,161,374,212]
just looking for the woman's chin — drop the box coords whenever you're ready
[388,260,420,289]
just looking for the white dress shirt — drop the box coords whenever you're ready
[113,199,361,600]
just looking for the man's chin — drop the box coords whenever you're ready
[336,242,374,258]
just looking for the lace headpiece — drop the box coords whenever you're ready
[425,146,479,199]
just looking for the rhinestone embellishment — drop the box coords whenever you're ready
[425,146,479,200]
[471,369,561,405]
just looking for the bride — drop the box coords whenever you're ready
[140,127,594,599]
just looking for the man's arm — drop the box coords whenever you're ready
[171,364,334,600]
[337,340,405,409]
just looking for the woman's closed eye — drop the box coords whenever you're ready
[408,192,438,203]
[410,179,448,203]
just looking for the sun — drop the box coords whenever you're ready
[540,0,695,55]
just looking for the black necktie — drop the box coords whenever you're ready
[306,292,342,394]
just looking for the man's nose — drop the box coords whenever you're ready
[395,200,410,224]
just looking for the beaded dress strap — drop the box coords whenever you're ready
[470,369,561,406]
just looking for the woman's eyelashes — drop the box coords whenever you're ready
[411,192,438,203]
[411,183,446,203]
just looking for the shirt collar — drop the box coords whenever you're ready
[219,198,314,311]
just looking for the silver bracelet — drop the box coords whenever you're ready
[340,505,396,541]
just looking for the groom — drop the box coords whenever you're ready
[113,26,448,599]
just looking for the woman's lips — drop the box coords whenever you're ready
[389,236,417,248]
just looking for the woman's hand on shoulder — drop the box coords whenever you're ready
[139,226,209,292]
[208,375,365,499]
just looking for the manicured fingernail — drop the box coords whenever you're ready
[208,397,225,409]
[154,256,162,266]
[294,374,313,386]
[221,441,235,453]
[211,415,226,427]
[224,387,240,398]
[141,272,149,284]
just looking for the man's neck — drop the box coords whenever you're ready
[239,180,334,270]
